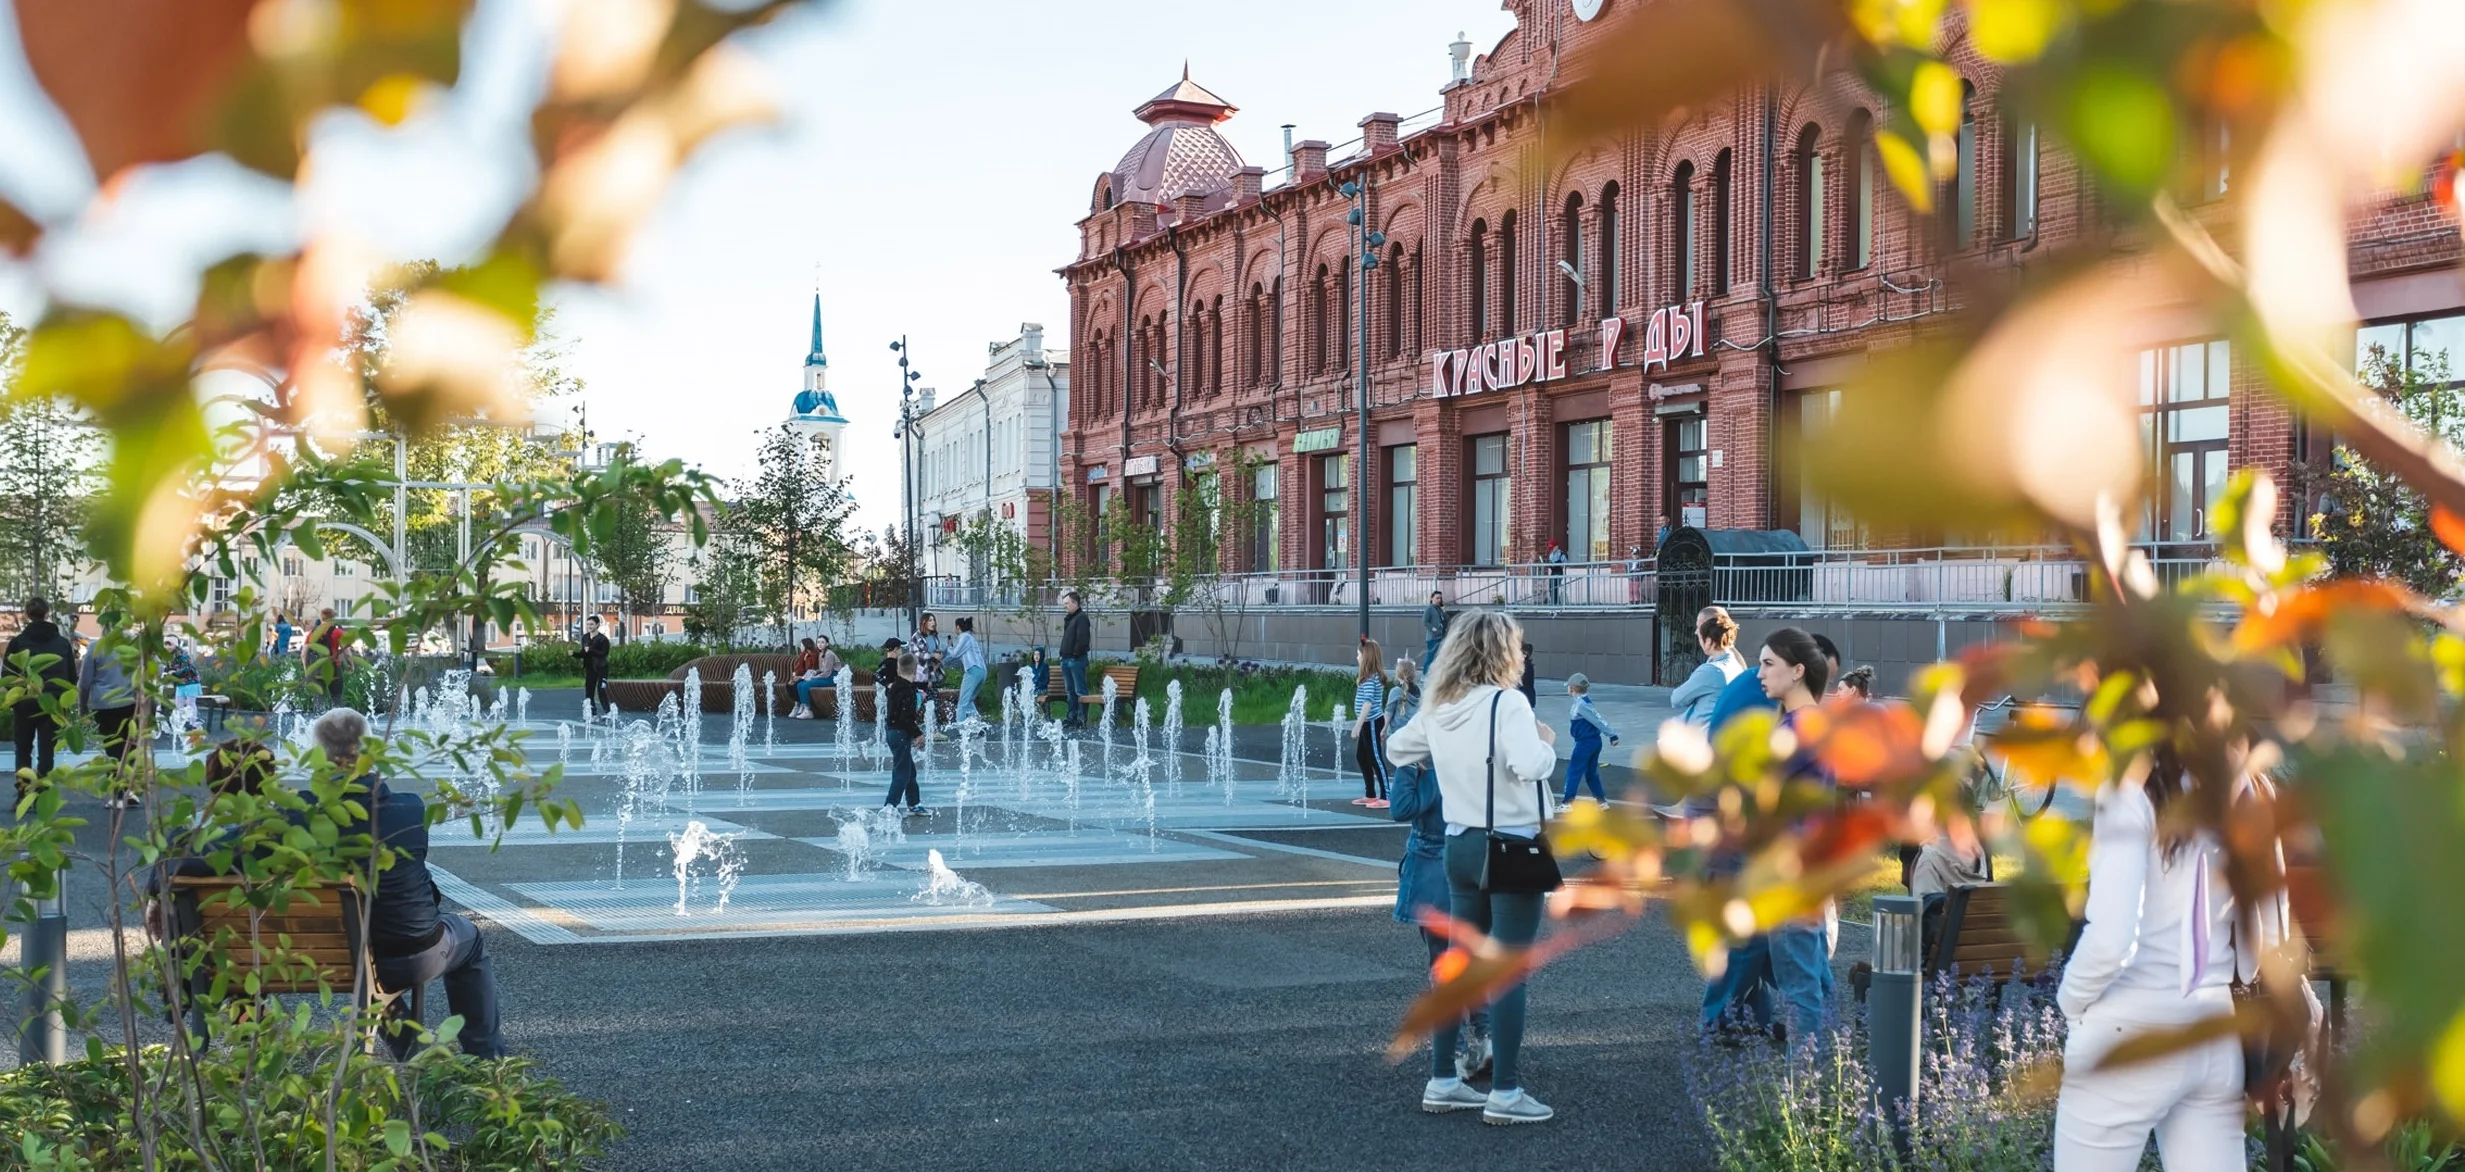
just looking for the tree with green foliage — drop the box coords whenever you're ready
[0,311,98,601]
[682,510,763,649]
[584,441,679,638]
[2309,348,2465,596]
[731,424,856,643]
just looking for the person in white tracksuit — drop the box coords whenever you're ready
[2054,755,2292,1171]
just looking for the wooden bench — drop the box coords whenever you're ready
[165,876,421,1050]
[1043,664,1140,723]
[1924,882,2067,980]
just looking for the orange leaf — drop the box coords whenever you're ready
[15,0,256,179]
[2231,580,2412,653]
[2435,505,2465,558]
[1806,699,1929,789]
[1798,806,1893,871]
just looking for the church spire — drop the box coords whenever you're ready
[805,293,827,368]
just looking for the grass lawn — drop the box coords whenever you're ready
[501,672,582,690]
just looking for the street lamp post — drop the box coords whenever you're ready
[1342,179,1386,642]
[890,336,925,637]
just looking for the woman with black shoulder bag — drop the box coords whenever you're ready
[1385,609,1562,1126]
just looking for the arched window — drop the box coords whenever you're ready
[1795,123,1824,279]
[1846,110,1874,270]
[1597,183,1620,318]
[1944,80,1977,250]
[1384,242,1405,358]
[1310,264,1330,374]
[1270,277,1284,386]
[1711,149,1733,293]
[1498,210,1519,331]
[1186,300,1206,398]
[1135,315,1151,409]
[1335,259,1351,372]
[1470,219,1490,341]
[1410,242,1425,354]
[1209,296,1225,394]
[1999,102,2037,239]
[1245,283,1264,387]
[1560,191,1584,328]
[1672,162,1696,300]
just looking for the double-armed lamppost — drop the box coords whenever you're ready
[1341,178,1385,641]
[889,336,925,636]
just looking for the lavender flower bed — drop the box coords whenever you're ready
[1688,966,2072,1172]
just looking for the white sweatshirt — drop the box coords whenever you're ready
[1385,684,1558,834]
[2057,783,2285,1023]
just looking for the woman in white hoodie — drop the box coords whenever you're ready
[1386,609,1561,1126]
[2054,750,2292,1170]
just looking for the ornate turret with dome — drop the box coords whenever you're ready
[785,293,847,477]
[1095,65,1245,219]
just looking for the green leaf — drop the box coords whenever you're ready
[2065,64,2176,197]
[382,1118,412,1156]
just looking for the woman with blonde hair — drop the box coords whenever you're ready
[1351,638,1390,809]
[1387,609,1561,1125]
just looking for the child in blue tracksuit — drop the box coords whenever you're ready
[1561,674,1620,804]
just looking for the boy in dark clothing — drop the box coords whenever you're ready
[1058,592,1092,729]
[8,598,78,793]
[576,616,612,715]
[881,651,930,816]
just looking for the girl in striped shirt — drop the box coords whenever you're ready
[1351,638,1390,809]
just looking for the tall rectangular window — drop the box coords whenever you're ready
[1318,454,1350,571]
[1792,390,1867,549]
[1470,434,1511,567]
[1850,111,1874,270]
[1249,463,1279,572]
[2138,339,2231,543]
[1563,421,1612,562]
[1953,83,1978,248]
[2001,113,2037,239]
[1386,444,1418,567]
[1667,416,1709,530]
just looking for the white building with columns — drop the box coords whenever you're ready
[915,324,1069,586]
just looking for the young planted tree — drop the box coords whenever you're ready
[0,311,98,601]
[682,509,763,649]
[733,424,856,645]
[585,442,680,640]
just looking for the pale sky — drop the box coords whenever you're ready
[0,0,1519,534]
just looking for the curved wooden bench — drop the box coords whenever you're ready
[165,875,422,1051]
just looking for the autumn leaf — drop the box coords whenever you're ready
[2230,579,2412,654]
[2432,505,2465,559]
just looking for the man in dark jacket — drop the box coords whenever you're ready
[1057,591,1091,730]
[8,597,78,794]
[576,616,611,715]
[1422,592,1449,671]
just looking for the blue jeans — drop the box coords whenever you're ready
[955,665,986,723]
[1433,832,1544,1090]
[1562,737,1604,802]
[884,729,920,808]
[1700,924,1832,1040]
[374,913,501,1059]
[795,678,831,713]
[1424,637,1442,673]
[1060,657,1090,726]
[1767,921,1833,1042]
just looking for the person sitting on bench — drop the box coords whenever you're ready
[311,708,505,1059]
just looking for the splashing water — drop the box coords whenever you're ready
[1278,686,1308,797]
[833,664,855,763]
[667,820,746,915]
[614,720,675,887]
[679,667,704,784]
[1162,680,1185,794]
[760,670,777,752]
[912,849,995,907]
[1217,688,1236,802]
[1098,675,1119,779]
[1205,725,1227,803]
[1328,703,1349,793]
[728,663,755,801]
[557,721,572,767]
[868,677,889,773]
[516,687,530,726]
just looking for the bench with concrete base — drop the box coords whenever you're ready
[1043,664,1140,723]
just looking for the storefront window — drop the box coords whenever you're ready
[1318,454,1349,571]
[1470,434,1511,567]
[2138,339,2231,543]
[1386,445,1418,567]
[1666,416,1708,530]
[1249,463,1278,572]
[1793,390,1867,549]
[1563,421,1611,562]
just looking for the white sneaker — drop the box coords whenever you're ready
[1421,1077,1487,1114]
[1482,1087,1554,1126]
[1650,801,1691,819]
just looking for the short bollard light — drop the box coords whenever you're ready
[18,868,68,1065]
[1869,894,1923,1128]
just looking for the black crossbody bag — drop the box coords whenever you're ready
[1477,690,1563,894]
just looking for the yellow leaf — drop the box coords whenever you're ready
[1850,0,1946,49]
[1876,129,1934,213]
[1968,0,2060,63]
[355,72,434,126]
[2431,1004,2465,1123]
[1910,61,1965,136]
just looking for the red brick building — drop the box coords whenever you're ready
[1058,4,2465,582]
